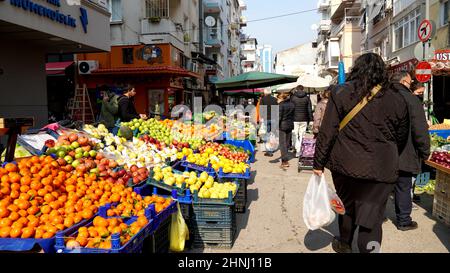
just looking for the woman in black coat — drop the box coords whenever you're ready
[313,53,410,253]
[277,92,295,170]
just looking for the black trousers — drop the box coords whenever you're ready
[394,172,413,226]
[332,172,395,253]
[279,130,291,162]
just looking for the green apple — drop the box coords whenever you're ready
[57,150,66,158]
[72,160,80,168]
[64,155,73,164]
[71,142,80,149]
[90,168,99,174]
[83,151,90,157]
[89,150,97,158]
[75,148,84,154]
[75,153,83,159]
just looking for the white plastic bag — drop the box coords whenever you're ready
[303,174,336,230]
[264,132,279,152]
[258,122,267,136]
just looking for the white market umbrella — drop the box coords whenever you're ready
[275,74,331,93]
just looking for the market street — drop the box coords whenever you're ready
[190,145,450,253]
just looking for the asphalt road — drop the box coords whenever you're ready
[189,144,450,253]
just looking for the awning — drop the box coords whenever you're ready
[430,60,450,76]
[368,3,383,22]
[89,66,201,78]
[45,61,73,76]
[388,58,419,73]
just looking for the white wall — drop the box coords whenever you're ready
[0,41,48,127]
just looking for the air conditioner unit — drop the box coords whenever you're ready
[77,60,99,75]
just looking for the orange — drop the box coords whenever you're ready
[0,218,12,228]
[0,206,10,218]
[1,175,10,184]
[35,228,44,239]
[19,193,31,201]
[96,226,109,238]
[0,226,11,238]
[40,205,51,214]
[17,217,29,226]
[10,190,19,199]
[21,227,35,238]
[40,214,50,223]
[18,210,28,217]
[7,204,19,212]
[51,215,64,226]
[46,225,58,234]
[73,215,83,224]
[9,173,21,184]
[76,236,88,247]
[88,229,98,238]
[27,217,39,228]
[27,206,39,216]
[37,188,48,197]
[17,200,30,210]
[19,185,29,193]
[55,224,65,231]
[20,176,31,186]
[63,217,74,228]
[4,163,18,173]
[11,221,23,230]
[136,216,148,227]
[42,232,54,239]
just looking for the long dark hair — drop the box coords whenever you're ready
[346,53,388,101]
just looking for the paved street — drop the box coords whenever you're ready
[191,144,450,253]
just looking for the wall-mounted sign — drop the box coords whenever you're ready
[7,0,89,33]
[136,45,163,64]
[434,49,450,62]
[205,16,216,27]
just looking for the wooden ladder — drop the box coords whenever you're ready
[69,84,95,124]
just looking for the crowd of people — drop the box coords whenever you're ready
[257,53,431,253]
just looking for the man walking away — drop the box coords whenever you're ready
[259,89,278,157]
[291,85,312,157]
[391,71,430,231]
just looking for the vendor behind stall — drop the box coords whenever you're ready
[118,86,147,122]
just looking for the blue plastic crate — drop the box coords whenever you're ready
[224,139,255,163]
[0,202,112,253]
[429,130,450,139]
[217,166,251,180]
[147,167,188,196]
[55,216,155,253]
[180,157,216,177]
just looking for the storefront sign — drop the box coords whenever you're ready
[7,0,89,33]
[434,50,450,62]
[389,58,419,73]
[136,45,163,64]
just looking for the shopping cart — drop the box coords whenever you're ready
[298,135,316,173]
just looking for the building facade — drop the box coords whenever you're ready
[240,37,261,72]
[0,0,111,127]
[258,45,274,73]
[274,43,318,77]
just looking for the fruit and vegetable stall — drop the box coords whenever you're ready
[0,117,256,253]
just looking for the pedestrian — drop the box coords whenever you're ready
[277,92,295,170]
[98,86,119,131]
[390,71,430,231]
[118,85,147,122]
[312,87,332,138]
[313,53,410,253]
[259,89,278,157]
[290,85,313,157]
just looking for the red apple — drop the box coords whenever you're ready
[130,165,138,173]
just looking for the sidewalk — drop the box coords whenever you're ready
[190,145,450,253]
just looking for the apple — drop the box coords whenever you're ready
[64,155,73,164]
[99,171,108,177]
[89,150,97,158]
[71,142,80,149]
[56,158,67,166]
[117,169,126,177]
[98,164,106,172]
[130,165,138,173]
[117,178,125,184]
[72,160,81,168]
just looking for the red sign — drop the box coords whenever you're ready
[415,61,432,83]
[389,58,419,73]
[418,19,433,42]
[434,49,450,62]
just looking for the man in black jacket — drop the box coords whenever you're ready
[118,86,147,122]
[391,72,430,231]
[290,85,312,157]
[259,89,278,157]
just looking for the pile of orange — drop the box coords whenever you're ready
[106,192,172,218]
[67,215,149,249]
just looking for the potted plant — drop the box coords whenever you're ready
[149,16,161,23]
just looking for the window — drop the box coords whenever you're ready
[393,0,415,17]
[122,48,134,64]
[107,0,122,22]
[145,0,169,18]
[441,0,449,27]
[394,8,421,51]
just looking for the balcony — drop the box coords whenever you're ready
[318,0,330,11]
[204,0,222,13]
[331,9,361,37]
[240,16,247,27]
[331,0,359,21]
[393,0,416,17]
[140,18,184,50]
[319,19,332,34]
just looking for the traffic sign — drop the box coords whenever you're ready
[415,61,432,83]
[418,19,434,42]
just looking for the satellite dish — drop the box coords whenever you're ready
[205,16,216,27]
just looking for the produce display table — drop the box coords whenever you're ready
[425,160,450,226]
[0,118,34,163]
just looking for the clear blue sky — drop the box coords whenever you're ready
[243,0,320,54]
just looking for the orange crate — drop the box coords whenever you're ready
[433,192,450,226]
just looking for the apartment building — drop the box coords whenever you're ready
[258,45,274,73]
[241,37,261,73]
